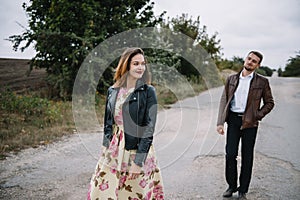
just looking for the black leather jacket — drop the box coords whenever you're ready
[103,81,157,166]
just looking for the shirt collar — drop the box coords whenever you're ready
[240,69,254,79]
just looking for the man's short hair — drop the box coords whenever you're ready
[249,51,263,64]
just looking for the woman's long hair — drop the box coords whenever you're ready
[113,47,151,88]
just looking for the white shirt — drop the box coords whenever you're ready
[230,70,254,113]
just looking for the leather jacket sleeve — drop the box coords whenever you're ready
[217,78,229,126]
[255,78,274,120]
[102,87,114,148]
[134,86,157,166]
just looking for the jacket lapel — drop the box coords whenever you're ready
[108,88,119,115]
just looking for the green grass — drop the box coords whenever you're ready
[0,90,75,158]
[0,81,205,159]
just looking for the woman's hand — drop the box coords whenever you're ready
[101,146,107,153]
[128,162,141,180]
[217,125,225,135]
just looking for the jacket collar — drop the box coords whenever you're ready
[236,69,257,80]
[235,70,260,90]
[111,79,147,92]
[239,69,254,79]
[134,79,147,91]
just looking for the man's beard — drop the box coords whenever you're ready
[244,66,253,72]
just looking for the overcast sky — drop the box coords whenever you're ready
[0,0,34,59]
[1,0,299,69]
[153,0,300,69]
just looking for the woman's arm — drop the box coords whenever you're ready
[102,87,113,148]
[134,86,157,166]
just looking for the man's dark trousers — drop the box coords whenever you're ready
[225,111,258,193]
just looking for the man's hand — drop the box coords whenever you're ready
[217,125,225,135]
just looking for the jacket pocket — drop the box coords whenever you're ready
[255,110,264,121]
[252,87,263,99]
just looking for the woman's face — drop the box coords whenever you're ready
[128,53,146,80]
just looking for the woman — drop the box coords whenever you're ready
[87,47,164,200]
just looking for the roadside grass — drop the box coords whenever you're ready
[0,81,206,159]
[0,90,75,159]
[155,81,206,106]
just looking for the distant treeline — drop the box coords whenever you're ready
[278,51,300,77]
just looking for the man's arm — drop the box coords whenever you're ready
[256,79,275,120]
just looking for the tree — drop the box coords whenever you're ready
[282,51,300,77]
[232,56,244,66]
[218,56,244,72]
[166,14,222,60]
[9,0,164,99]
[257,66,273,77]
[159,14,222,79]
[278,68,283,77]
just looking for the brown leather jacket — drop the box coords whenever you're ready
[217,71,274,129]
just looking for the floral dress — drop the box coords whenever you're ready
[87,87,164,200]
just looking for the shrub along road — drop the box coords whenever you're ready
[0,74,299,199]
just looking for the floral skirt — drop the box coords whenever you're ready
[87,125,164,200]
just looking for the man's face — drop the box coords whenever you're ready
[244,53,261,72]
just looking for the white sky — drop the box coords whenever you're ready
[0,0,36,59]
[0,0,299,69]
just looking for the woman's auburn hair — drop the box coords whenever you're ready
[113,47,151,88]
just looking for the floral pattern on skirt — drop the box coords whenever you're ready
[87,87,164,200]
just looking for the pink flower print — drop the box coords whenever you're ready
[119,88,127,96]
[108,136,119,157]
[99,182,109,191]
[153,184,163,194]
[114,109,123,125]
[154,193,164,200]
[153,184,164,200]
[109,135,117,146]
[145,157,156,169]
[121,162,128,172]
[119,175,127,188]
[95,165,102,177]
[139,179,147,188]
[110,164,117,174]
[95,171,100,177]
[115,188,119,198]
[145,191,152,200]
[149,181,154,189]
[87,184,92,200]
[144,157,156,176]
[119,130,123,141]
[130,154,136,162]
[111,146,118,157]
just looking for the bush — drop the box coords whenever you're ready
[257,66,273,77]
[0,89,61,125]
[0,89,74,158]
[281,53,300,77]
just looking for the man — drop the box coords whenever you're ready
[217,51,274,199]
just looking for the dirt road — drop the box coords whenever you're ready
[1,75,299,200]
